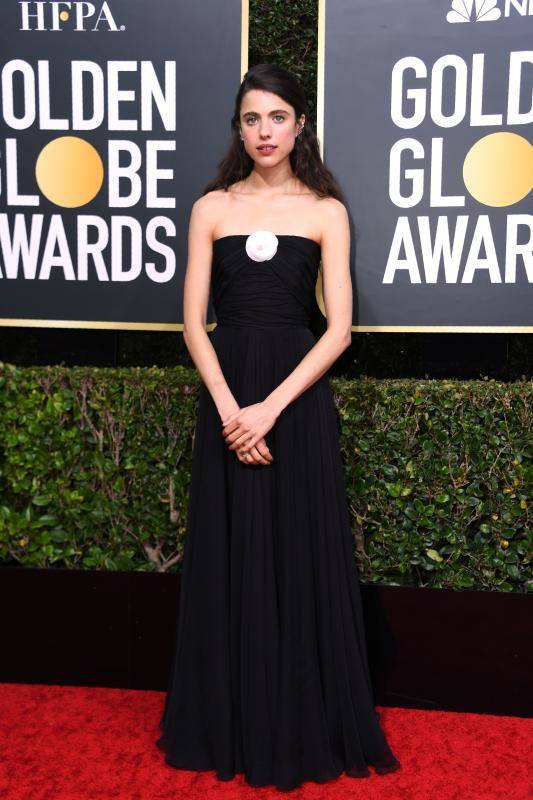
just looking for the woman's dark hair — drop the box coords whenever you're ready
[202,63,346,202]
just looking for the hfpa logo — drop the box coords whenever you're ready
[19,2,124,31]
[446,0,533,23]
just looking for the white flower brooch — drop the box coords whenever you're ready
[245,230,279,262]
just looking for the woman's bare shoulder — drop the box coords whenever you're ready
[314,196,349,244]
[190,189,233,233]
[194,187,238,215]
[315,195,347,216]
[193,188,229,208]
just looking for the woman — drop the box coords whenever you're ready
[156,63,401,790]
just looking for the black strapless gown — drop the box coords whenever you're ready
[156,234,401,790]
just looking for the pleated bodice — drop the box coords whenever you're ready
[211,234,321,328]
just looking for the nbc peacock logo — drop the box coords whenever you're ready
[446,0,533,23]
[446,0,502,23]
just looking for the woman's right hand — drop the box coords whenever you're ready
[220,405,273,466]
[236,437,273,466]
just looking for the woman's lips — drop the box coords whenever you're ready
[257,145,277,154]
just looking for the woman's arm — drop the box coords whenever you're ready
[182,196,240,422]
[263,198,352,416]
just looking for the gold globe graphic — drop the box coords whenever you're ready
[463,132,532,207]
[35,136,104,208]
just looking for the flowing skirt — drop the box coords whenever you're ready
[156,324,401,790]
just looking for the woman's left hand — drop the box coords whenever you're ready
[221,401,279,454]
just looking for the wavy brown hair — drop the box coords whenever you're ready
[202,63,346,202]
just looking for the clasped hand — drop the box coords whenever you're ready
[221,401,278,466]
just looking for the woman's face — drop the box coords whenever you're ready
[239,89,304,165]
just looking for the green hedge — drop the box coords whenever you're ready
[0,363,530,592]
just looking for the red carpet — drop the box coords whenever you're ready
[0,682,530,799]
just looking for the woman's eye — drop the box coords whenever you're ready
[245,115,285,124]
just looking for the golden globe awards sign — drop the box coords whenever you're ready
[0,0,246,330]
[320,0,532,331]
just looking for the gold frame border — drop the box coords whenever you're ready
[0,317,530,334]
[315,0,532,334]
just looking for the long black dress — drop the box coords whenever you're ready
[156,233,401,790]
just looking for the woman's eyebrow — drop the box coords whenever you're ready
[242,109,289,116]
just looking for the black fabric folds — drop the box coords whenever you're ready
[156,235,401,790]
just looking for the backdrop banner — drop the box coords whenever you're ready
[320,0,532,330]
[0,0,245,330]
